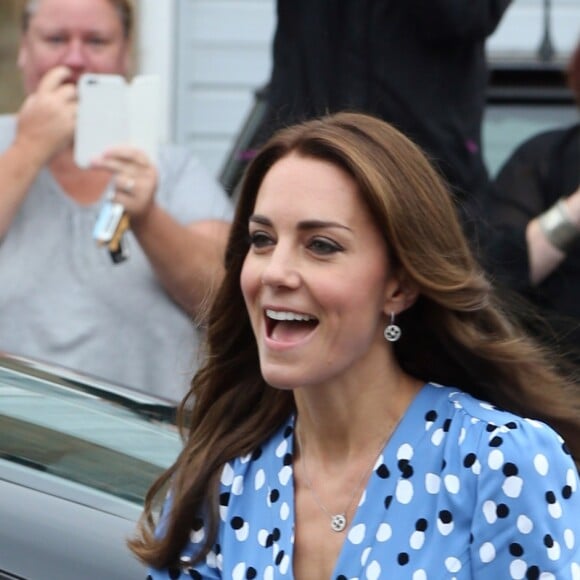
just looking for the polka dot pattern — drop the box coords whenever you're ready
[149,384,580,579]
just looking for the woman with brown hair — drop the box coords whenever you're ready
[131,112,580,579]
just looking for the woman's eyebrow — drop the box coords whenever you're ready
[296,219,352,232]
[248,214,271,226]
[249,215,352,232]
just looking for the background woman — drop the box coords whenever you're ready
[0,0,232,401]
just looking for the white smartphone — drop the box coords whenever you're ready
[126,75,162,162]
[74,73,160,168]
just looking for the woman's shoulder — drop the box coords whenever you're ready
[155,143,232,217]
[436,383,559,432]
[500,122,579,168]
[427,383,573,469]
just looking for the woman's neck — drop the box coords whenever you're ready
[49,148,111,205]
[293,370,423,464]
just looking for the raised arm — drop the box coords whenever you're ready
[527,187,580,284]
[485,128,579,288]
[91,146,231,318]
[0,66,76,239]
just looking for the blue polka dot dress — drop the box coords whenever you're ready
[148,384,580,579]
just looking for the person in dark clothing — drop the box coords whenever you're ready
[250,0,511,208]
[482,38,580,365]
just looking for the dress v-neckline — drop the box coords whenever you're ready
[286,383,431,578]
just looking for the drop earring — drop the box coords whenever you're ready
[384,312,401,342]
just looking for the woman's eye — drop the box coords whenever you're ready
[46,35,66,44]
[249,231,273,249]
[87,36,109,46]
[309,237,343,255]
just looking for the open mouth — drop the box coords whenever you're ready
[265,309,319,342]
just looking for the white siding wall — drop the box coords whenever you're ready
[138,0,579,179]
[136,0,177,146]
[173,0,275,177]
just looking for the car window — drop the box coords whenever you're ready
[0,365,182,504]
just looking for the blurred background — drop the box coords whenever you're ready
[1,0,578,184]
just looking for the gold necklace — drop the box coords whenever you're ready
[296,424,394,533]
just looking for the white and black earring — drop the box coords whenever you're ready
[384,312,401,342]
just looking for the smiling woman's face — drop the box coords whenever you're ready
[240,153,400,391]
[18,0,129,93]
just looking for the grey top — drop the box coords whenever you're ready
[0,115,233,402]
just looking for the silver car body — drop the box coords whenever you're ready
[0,353,182,580]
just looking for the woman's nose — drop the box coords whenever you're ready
[260,247,301,289]
[61,39,87,69]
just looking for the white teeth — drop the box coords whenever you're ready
[265,309,316,322]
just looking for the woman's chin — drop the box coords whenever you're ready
[260,364,302,392]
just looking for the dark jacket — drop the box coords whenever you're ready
[259,0,511,202]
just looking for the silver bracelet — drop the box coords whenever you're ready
[538,198,580,252]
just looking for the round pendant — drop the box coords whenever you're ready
[331,514,347,532]
[384,324,401,342]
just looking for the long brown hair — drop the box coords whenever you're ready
[129,112,580,569]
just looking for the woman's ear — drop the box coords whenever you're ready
[382,270,419,317]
